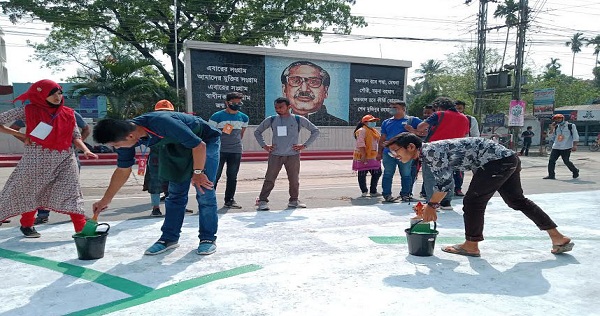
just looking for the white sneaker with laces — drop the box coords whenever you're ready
[288,200,307,208]
[258,201,270,211]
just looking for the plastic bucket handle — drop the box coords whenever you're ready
[409,220,437,233]
[95,223,110,234]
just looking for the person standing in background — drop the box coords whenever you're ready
[209,92,249,209]
[452,100,480,197]
[352,114,382,198]
[254,97,320,211]
[520,126,535,156]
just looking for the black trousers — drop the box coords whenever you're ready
[463,155,557,242]
[547,148,578,177]
[357,169,382,194]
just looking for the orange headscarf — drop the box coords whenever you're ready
[13,79,76,151]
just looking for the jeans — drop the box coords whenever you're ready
[520,140,532,156]
[215,152,242,203]
[381,154,415,197]
[258,154,300,202]
[358,168,382,193]
[547,148,578,177]
[453,171,464,192]
[160,138,220,243]
[463,155,556,241]
[422,163,454,203]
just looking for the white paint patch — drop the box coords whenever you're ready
[0,191,598,315]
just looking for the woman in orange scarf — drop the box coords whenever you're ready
[0,79,97,237]
[352,114,382,198]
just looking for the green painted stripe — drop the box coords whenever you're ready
[67,264,263,316]
[369,235,600,244]
[0,248,153,296]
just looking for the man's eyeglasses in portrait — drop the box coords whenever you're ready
[286,76,323,88]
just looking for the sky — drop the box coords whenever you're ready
[1,0,599,85]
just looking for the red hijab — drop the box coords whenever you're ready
[13,79,76,151]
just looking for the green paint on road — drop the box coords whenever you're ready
[0,248,153,296]
[66,264,262,316]
[0,247,262,315]
[369,235,600,244]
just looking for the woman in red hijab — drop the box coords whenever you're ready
[0,79,97,237]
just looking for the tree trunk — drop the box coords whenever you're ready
[501,28,510,67]
[571,52,576,77]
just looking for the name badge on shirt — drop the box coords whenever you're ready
[137,157,147,176]
[222,123,233,135]
[277,126,287,137]
[557,135,564,142]
[30,122,53,140]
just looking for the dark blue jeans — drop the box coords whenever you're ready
[215,152,242,203]
[382,154,415,197]
[160,138,220,243]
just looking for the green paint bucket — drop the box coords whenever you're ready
[72,224,110,260]
[405,220,438,257]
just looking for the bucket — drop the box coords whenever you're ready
[72,224,110,260]
[404,220,438,257]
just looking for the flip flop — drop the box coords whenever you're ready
[551,242,574,254]
[441,244,481,257]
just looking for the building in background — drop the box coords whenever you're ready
[0,28,8,85]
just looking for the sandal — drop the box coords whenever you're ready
[441,244,481,257]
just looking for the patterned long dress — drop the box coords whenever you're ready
[0,107,85,221]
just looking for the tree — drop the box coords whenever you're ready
[412,59,446,93]
[586,35,600,66]
[493,0,520,68]
[2,0,366,89]
[71,53,174,119]
[565,32,585,77]
[543,58,562,80]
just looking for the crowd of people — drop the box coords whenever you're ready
[0,81,576,257]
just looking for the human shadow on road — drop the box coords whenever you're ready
[383,253,579,296]
[232,209,308,229]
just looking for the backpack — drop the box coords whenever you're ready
[270,115,301,132]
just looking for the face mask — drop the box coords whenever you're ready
[389,108,398,115]
[228,102,242,111]
[367,122,377,128]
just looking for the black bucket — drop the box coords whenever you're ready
[404,220,438,257]
[72,224,110,260]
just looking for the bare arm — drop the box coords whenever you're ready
[80,125,91,141]
[92,167,133,214]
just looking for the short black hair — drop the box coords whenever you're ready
[423,104,434,110]
[274,97,291,106]
[281,61,331,87]
[455,100,466,106]
[527,126,532,129]
[432,97,455,110]
[385,132,423,149]
[389,100,407,107]
[93,118,136,144]
[226,92,244,101]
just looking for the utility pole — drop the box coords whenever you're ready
[511,0,528,150]
[174,0,180,100]
[474,0,489,122]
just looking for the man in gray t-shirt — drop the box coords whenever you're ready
[254,97,320,210]
[208,92,249,209]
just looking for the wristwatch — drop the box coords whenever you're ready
[193,169,206,175]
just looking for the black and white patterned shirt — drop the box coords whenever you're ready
[421,137,515,192]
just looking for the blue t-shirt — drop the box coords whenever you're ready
[116,111,221,168]
[13,111,88,129]
[208,110,249,153]
[380,115,422,154]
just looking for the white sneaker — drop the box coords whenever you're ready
[258,201,270,211]
[288,200,307,208]
[370,192,382,198]
[361,192,369,198]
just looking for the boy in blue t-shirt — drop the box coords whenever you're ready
[208,92,249,209]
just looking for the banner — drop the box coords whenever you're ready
[508,100,525,126]
[533,88,555,117]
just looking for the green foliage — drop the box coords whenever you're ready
[413,59,446,93]
[2,0,366,88]
[525,73,600,108]
[407,89,438,117]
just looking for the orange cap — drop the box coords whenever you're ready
[154,100,174,111]
[552,114,564,120]
[361,114,380,123]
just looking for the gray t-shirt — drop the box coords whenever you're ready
[254,114,320,156]
[208,110,249,153]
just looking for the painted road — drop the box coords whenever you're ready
[0,190,599,315]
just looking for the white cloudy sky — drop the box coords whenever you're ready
[1,0,599,84]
